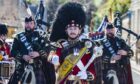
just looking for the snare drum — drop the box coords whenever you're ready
[0,61,15,79]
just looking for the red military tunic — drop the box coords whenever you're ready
[0,42,10,60]
[55,42,96,84]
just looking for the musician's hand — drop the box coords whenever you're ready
[76,71,87,79]
[51,55,59,65]
[87,71,94,80]
[29,51,40,58]
[39,50,48,57]
[23,55,32,62]
[3,55,9,60]
[111,54,121,61]
[8,57,15,61]
[117,50,127,56]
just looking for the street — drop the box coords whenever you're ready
[132,69,140,84]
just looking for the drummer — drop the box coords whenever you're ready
[0,23,15,84]
[0,24,12,61]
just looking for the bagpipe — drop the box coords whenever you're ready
[90,14,134,58]
[18,30,55,84]
[35,0,50,31]
[32,0,56,53]
[89,14,134,84]
[18,29,49,84]
[25,0,52,54]
[114,12,139,48]
[113,12,135,58]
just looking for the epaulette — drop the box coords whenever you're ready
[49,39,67,48]
[57,39,69,48]
[50,42,62,48]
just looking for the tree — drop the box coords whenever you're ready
[46,0,59,24]
[96,0,131,18]
[91,0,131,31]
[26,0,38,5]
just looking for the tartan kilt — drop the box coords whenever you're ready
[94,56,103,84]
[8,68,24,84]
[34,68,46,84]
[65,80,94,84]
[103,63,133,84]
[116,66,127,84]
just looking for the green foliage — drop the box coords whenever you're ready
[91,0,131,30]
[26,0,38,4]
[46,0,59,23]
[93,15,102,31]
[93,0,103,7]
[96,0,131,18]
[58,0,68,4]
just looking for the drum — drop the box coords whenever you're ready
[0,61,15,79]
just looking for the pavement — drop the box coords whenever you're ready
[130,59,140,74]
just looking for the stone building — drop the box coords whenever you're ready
[0,0,30,38]
[129,0,140,64]
[130,0,140,35]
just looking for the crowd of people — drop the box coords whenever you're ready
[0,1,134,84]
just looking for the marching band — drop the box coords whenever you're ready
[0,1,134,84]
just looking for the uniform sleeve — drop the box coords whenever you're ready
[120,39,133,57]
[5,43,11,57]
[56,48,62,63]
[11,37,21,58]
[118,39,133,67]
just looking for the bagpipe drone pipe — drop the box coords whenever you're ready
[113,12,136,57]
[30,0,55,57]
[114,12,139,48]
[32,0,54,54]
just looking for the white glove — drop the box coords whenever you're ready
[94,46,103,56]
[76,71,87,79]
[3,55,9,60]
[51,55,59,65]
